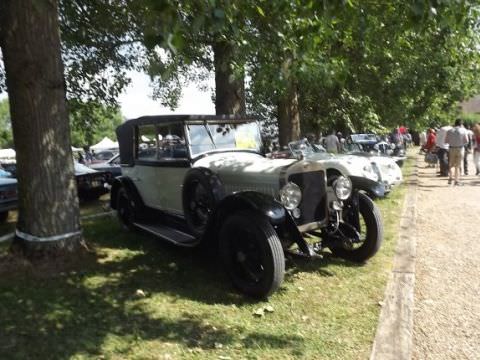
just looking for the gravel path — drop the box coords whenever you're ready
[413,153,480,359]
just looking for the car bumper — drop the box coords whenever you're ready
[350,176,385,198]
[0,199,17,212]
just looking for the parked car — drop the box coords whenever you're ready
[0,177,17,222]
[89,154,122,183]
[91,150,118,164]
[74,162,110,200]
[1,161,110,201]
[277,139,386,199]
[348,134,406,166]
[0,161,17,177]
[111,115,384,298]
[342,142,403,192]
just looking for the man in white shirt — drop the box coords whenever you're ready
[445,119,469,185]
[436,124,452,176]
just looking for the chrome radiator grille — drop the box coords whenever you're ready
[288,170,327,225]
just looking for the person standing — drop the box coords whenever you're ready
[425,128,436,152]
[419,130,427,149]
[325,130,340,153]
[435,124,452,176]
[463,124,474,175]
[473,123,480,175]
[83,146,93,164]
[445,119,469,186]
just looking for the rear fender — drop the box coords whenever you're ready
[110,176,145,211]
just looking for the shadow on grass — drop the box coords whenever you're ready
[0,217,307,359]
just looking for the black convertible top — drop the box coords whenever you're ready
[116,114,255,165]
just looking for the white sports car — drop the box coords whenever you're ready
[288,140,402,194]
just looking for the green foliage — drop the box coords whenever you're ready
[69,100,123,147]
[0,98,121,149]
[52,1,480,138]
[247,1,480,135]
[0,98,13,148]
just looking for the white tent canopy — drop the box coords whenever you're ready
[0,148,16,159]
[90,137,119,151]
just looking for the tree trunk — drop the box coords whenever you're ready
[213,41,246,116]
[0,0,82,258]
[277,81,301,147]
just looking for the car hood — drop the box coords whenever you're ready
[304,152,372,171]
[194,152,296,176]
[74,162,99,175]
[0,177,17,186]
[193,152,302,195]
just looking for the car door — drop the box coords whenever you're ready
[133,123,190,214]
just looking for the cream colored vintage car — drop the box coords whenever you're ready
[111,115,384,299]
[288,139,402,194]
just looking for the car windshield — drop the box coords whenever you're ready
[343,142,364,153]
[187,121,262,157]
[289,139,323,156]
[350,134,377,143]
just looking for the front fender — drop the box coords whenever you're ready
[350,176,385,199]
[205,191,312,256]
[212,191,286,225]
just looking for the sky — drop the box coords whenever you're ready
[118,71,215,119]
[0,70,216,119]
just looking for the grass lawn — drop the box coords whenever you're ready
[0,156,414,360]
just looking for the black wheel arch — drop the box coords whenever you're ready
[110,176,145,211]
[202,191,309,250]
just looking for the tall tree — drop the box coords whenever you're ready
[0,0,82,257]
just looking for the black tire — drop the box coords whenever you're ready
[117,187,135,231]
[182,168,224,237]
[0,211,9,223]
[331,192,383,262]
[219,211,285,298]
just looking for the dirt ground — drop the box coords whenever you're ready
[413,152,480,359]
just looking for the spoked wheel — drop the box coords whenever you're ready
[188,180,213,228]
[117,187,135,231]
[219,211,285,298]
[183,168,224,237]
[330,192,383,263]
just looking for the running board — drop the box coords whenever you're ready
[134,222,198,247]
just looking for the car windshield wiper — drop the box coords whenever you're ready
[204,123,216,149]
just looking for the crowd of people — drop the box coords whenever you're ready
[420,119,480,185]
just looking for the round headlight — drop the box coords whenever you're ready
[334,176,352,200]
[279,182,302,210]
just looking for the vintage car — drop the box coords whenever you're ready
[349,134,406,166]
[111,115,384,298]
[0,177,17,222]
[342,142,403,191]
[280,139,386,199]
